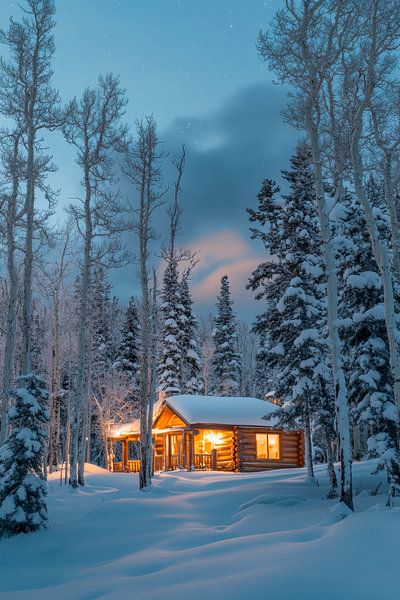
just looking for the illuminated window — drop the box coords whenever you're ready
[256,433,280,460]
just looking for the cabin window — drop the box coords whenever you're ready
[256,433,280,460]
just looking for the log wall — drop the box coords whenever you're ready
[237,428,303,472]
[213,429,236,471]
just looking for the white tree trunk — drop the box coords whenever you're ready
[70,169,92,487]
[304,415,316,485]
[305,107,353,510]
[0,137,20,443]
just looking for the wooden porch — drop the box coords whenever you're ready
[110,428,219,473]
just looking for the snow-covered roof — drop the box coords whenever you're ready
[111,418,141,438]
[165,394,279,427]
[110,394,279,437]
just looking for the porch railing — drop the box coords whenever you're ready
[194,451,217,470]
[112,450,217,473]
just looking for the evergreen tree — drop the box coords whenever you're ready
[0,375,48,537]
[157,256,183,395]
[212,275,241,396]
[337,185,400,501]
[114,296,141,409]
[179,277,203,394]
[248,143,334,487]
[254,332,274,399]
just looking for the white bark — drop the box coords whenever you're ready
[126,116,165,490]
[306,108,353,508]
[304,416,316,485]
[0,134,23,443]
[62,74,128,486]
[258,0,354,508]
[345,0,400,422]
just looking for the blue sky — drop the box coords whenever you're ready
[0,0,297,319]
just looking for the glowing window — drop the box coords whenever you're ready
[256,433,280,460]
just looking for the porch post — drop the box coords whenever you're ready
[187,432,194,471]
[181,431,186,469]
[166,433,171,470]
[211,448,217,470]
[122,439,128,472]
[162,433,167,471]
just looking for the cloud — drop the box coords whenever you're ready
[187,229,265,317]
[161,81,297,243]
[111,81,295,321]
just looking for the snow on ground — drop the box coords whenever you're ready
[1,462,399,600]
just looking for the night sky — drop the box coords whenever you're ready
[0,0,297,320]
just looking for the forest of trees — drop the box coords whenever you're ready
[0,0,259,535]
[2,0,400,538]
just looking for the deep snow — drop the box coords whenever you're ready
[0,462,399,599]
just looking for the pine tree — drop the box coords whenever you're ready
[248,143,334,487]
[114,296,141,409]
[0,375,48,537]
[337,185,400,502]
[157,257,183,395]
[212,275,241,396]
[179,277,203,394]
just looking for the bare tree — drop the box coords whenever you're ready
[338,0,400,502]
[62,73,128,487]
[125,116,165,490]
[258,0,355,509]
[0,0,63,378]
[0,130,25,443]
[38,222,74,471]
[90,373,133,471]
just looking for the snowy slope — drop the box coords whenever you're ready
[0,462,399,599]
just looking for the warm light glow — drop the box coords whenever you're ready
[194,430,224,454]
[256,433,280,460]
[205,432,222,447]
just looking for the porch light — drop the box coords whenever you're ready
[205,432,222,447]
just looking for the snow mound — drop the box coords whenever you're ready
[240,494,307,510]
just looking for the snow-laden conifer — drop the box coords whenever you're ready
[114,296,141,395]
[212,275,241,396]
[0,375,48,537]
[179,277,203,394]
[248,143,335,488]
[157,256,183,395]
[337,185,400,503]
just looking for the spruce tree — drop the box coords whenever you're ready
[179,277,203,394]
[114,296,141,410]
[337,186,400,502]
[0,375,48,537]
[157,257,183,395]
[212,275,241,396]
[248,143,335,488]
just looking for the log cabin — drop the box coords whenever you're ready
[109,394,304,473]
